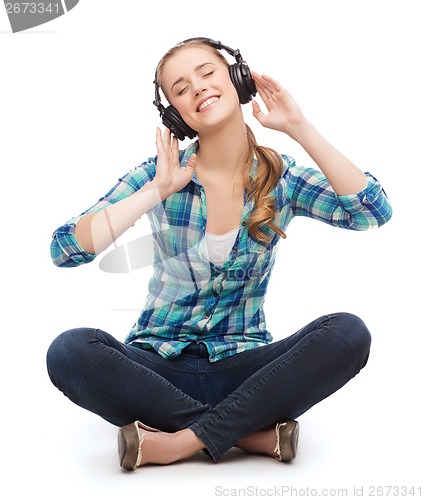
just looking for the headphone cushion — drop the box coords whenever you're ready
[229,63,257,104]
[162,105,197,141]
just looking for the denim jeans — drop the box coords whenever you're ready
[46,312,371,461]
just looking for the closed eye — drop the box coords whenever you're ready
[177,86,189,96]
[203,71,214,78]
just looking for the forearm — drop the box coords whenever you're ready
[74,179,166,255]
[287,119,368,196]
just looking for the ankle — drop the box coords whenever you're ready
[236,428,277,457]
[172,429,205,461]
[140,428,204,466]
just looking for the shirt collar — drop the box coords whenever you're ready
[180,140,258,186]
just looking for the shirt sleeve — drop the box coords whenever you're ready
[50,157,157,267]
[281,154,393,230]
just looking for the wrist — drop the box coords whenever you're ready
[285,117,314,143]
[149,177,171,201]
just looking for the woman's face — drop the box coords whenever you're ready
[160,46,240,135]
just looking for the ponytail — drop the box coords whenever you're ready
[244,125,287,243]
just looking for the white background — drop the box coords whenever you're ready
[1,1,423,498]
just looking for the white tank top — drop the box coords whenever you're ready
[204,226,240,267]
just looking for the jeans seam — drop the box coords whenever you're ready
[189,423,221,461]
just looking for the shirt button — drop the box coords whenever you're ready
[204,312,211,318]
[213,290,219,297]
[232,247,238,254]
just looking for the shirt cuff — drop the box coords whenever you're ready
[53,221,97,265]
[336,172,384,214]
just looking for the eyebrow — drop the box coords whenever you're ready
[170,62,215,93]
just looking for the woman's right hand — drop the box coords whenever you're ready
[152,127,197,199]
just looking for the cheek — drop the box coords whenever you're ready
[221,75,240,104]
[169,95,191,117]
[176,97,194,120]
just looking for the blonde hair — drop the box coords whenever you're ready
[156,40,286,244]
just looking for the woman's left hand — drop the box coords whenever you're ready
[251,72,306,137]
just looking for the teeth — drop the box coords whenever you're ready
[198,97,218,111]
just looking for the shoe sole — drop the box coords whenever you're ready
[279,420,300,462]
[118,423,139,471]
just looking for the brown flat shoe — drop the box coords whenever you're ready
[118,420,159,471]
[274,419,299,462]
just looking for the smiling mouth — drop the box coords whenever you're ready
[197,96,220,112]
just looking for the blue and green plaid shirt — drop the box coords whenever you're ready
[51,141,392,362]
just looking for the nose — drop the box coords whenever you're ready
[193,84,207,98]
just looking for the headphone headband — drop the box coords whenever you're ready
[178,37,244,63]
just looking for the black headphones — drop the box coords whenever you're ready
[153,37,257,141]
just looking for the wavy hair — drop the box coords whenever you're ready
[156,39,287,243]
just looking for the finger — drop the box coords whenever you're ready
[252,71,272,92]
[258,74,282,93]
[252,100,266,125]
[186,153,197,171]
[252,72,276,100]
[162,127,171,149]
[253,80,273,110]
[252,72,282,101]
[171,135,179,165]
[156,127,164,151]
[253,77,272,101]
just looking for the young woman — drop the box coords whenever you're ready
[47,38,392,471]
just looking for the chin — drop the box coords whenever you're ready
[192,109,241,136]
[194,120,228,137]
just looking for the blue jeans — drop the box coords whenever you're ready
[46,312,371,461]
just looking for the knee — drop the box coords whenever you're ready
[46,327,94,388]
[331,312,372,366]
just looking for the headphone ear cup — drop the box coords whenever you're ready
[229,63,257,104]
[161,105,198,141]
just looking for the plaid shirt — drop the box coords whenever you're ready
[51,141,392,362]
